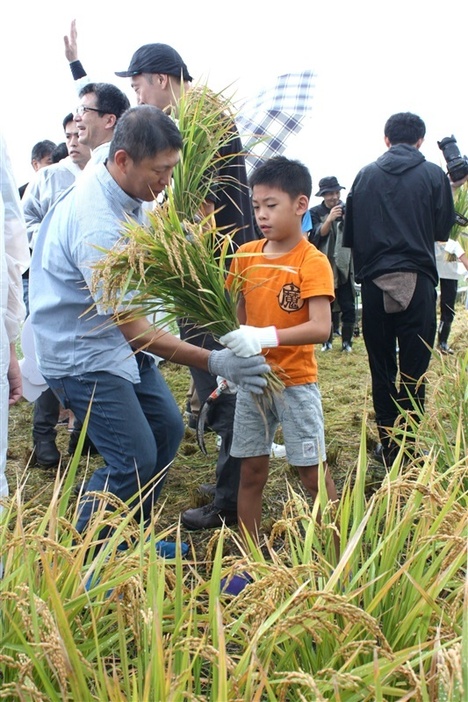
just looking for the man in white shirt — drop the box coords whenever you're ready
[0,131,29,509]
[74,82,130,163]
[22,114,91,468]
[23,114,91,248]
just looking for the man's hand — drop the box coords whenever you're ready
[326,205,344,223]
[64,19,78,62]
[208,348,270,394]
[449,173,468,190]
[220,325,278,358]
[8,345,23,406]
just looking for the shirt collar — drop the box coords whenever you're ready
[95,162,145,220]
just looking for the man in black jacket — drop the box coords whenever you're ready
[343,112,455,464]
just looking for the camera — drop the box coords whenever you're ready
[437,135,468,183]
[336,203,346,222]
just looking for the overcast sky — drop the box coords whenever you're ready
[2,0,467,198]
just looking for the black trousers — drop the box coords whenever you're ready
[438,278,458,343]
[178,322,240,512]
[329,278,356,344]
[361,274,436,436]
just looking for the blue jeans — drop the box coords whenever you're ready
[46,352,184,533]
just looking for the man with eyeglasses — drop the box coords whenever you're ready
[75,83,130,163]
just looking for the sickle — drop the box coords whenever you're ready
[196,379,229,454]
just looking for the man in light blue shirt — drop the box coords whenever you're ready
[30,105,269,541]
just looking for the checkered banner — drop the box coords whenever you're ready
[236,70,315,173]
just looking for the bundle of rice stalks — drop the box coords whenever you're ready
[93,81,251,331]
[95,193,241,338]
[93,81,284,395]
[94,193,284,397]
[170,83,242,223]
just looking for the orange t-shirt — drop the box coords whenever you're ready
[226,237,334,385]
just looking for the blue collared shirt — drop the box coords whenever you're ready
[30,163,145,383]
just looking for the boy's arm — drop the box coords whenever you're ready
[220,296,331,357]
[237,294,247,324]
[277,296,331,345]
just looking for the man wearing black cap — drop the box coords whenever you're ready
[64,21,258,531]
[114,38,259,532]
[309,176,355,352]
[115,43,192,110]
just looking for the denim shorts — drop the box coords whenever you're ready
[231,383,326,466]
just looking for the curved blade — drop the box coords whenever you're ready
[196,379,229,454]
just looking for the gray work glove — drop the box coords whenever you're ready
[208,348,269,394]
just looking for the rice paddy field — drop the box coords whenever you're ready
[1,302,467,701]
[6,302,468,536]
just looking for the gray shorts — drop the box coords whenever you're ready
[231,383,326,466]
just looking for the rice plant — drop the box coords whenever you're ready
[1,396,466,700]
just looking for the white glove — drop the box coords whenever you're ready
[444,238,465,258]
[219,325,279,358]
[208,348,269,394]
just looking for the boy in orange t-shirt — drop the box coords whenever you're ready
[220,157,339,593]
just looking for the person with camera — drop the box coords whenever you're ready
[343,112,455,466]
[436,138,468,350]
[435,242,463,354]
[309,176,355,352]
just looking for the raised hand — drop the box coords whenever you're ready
[64,19,78,62]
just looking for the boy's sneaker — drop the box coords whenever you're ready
[220,572,252,596]
[321,342,332,352]
[155,540,189,558]
[342,342,352,353]
[116,537,189,558]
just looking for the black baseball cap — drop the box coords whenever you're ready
[115,43,193,82]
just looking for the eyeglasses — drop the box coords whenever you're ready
[75,105,104,116]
